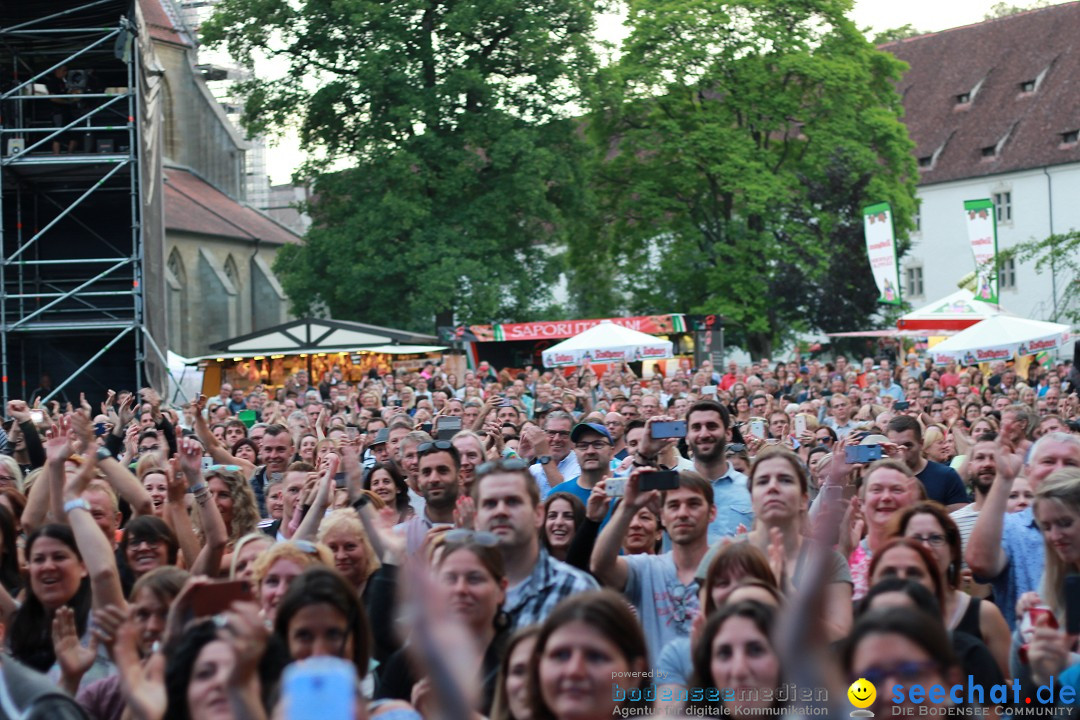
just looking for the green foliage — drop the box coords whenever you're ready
[575,0,918,356]
[871,24,925,45]
[999,232,1080,323]
[203,0,602,331]
[984,0,1051,19]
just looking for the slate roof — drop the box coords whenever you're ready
[881,2,1080,186]
[164,167,301,246]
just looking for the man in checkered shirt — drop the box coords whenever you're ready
[473,458,597,628]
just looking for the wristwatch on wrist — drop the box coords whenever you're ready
[537,455,552,465]
[95,447,112,462]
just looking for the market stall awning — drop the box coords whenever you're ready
[207,318,439,355]
[896,289,1009,332]
[359,345,448,355]
[826,329,955,338]
[541,320,673,367]
[930,316,1072,364]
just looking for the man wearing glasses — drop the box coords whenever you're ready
[473,459,597,628]
[524,411,579,499]
[547,423,615,505]
[394,441,461,556]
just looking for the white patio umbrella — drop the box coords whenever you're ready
[541,320,674,368]
[930,315,1071,365]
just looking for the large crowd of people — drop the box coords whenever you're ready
[0,347,1078,719]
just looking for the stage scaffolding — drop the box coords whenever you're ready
[0,0,166,405]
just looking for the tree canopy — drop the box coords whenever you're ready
[571,0,918,356]
[202,0,603,330]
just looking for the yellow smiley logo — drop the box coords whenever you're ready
[848,678,876,709]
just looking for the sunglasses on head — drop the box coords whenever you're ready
[442,529,500,546]
[417,440,454,455]
[476,458,529,476]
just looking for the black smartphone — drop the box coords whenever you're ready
[437,416,462,440]
[639,470,680,491]
[1065,575,1080,634]
[333,472,347,489]
[894,401,911,411]
[650,420,687,439]
[420,422,433,434]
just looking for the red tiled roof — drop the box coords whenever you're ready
[139,0,193,48]
[882,2,1080,186]
[164,168,302,245]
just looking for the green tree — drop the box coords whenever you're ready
[999,232,1080,323]
[871,24,925,45]
[202,0,601,331]
[576,0,918,356]
[985,0,1051,19]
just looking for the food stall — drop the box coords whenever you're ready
[195,318,446,395]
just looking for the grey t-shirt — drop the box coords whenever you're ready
[624,552,700,666]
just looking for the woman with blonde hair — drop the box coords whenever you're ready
[250,539,332,621]
[0,455,24,493]
[193,465,260,550]
[135,454,168,518]
[922,424,953,464]
[1031,469,1080,621]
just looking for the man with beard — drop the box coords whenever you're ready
[950,434,997,571]
[591,469,715,664]
[633,400,749,543]
[394,441,460,556]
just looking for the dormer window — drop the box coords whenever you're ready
[1020,80,1036,93]
[1062,130,1079,145]
[956,92,971,104]
[918,156,934,168]
[981,146,997,158]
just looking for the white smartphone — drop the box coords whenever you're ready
[749,418,766,439]
[794,414,807,435]
[701,385,717,395]
[606,478,627,497]
[282,657,355,720]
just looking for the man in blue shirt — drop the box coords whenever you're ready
[886,415,969,510]
[548,423,615,505]
[967,432,1080,628]
[633,400,750,544]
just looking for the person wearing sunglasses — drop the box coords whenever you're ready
[473,459,597,629]
[395,441,462,557]
[845,601,964,715]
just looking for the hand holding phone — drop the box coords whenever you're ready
[650,420,687,440]
[282,657,355,720]
[639,470,680,492]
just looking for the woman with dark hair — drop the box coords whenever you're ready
[273,565,371,675]
[9,524,93,673]
[230,438,259,467]
[363,462,411,523]
[376,533,512,715]
[892,502,1011,676]
[120,515,179,580]
[688,601,784,718]
[529,589,649,720]
[490,626,541,720]
[0,504,22,594]
[542,492,584,563]
[843,607,961,716]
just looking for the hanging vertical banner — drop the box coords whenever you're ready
[963,198,999,304]
[862,202,902,305]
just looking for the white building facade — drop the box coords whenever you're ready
[884,4,1080,323]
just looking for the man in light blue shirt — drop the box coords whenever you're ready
[630,400,752,543]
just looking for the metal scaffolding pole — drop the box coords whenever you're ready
[1,2,147,406]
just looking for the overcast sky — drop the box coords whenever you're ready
[263,0,1067,184]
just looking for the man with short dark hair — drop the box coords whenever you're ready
[591,469,715,663]
[251,425,294,516]
[886,415,968,510]
[395,441,460,556]
[474,463,596,628]
[635,401,749,543]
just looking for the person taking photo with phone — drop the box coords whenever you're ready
[590,467,714,664]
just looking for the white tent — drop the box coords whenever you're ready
[930,316,1071,365]
[896,289,1009,332]
[541,320,673,368]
